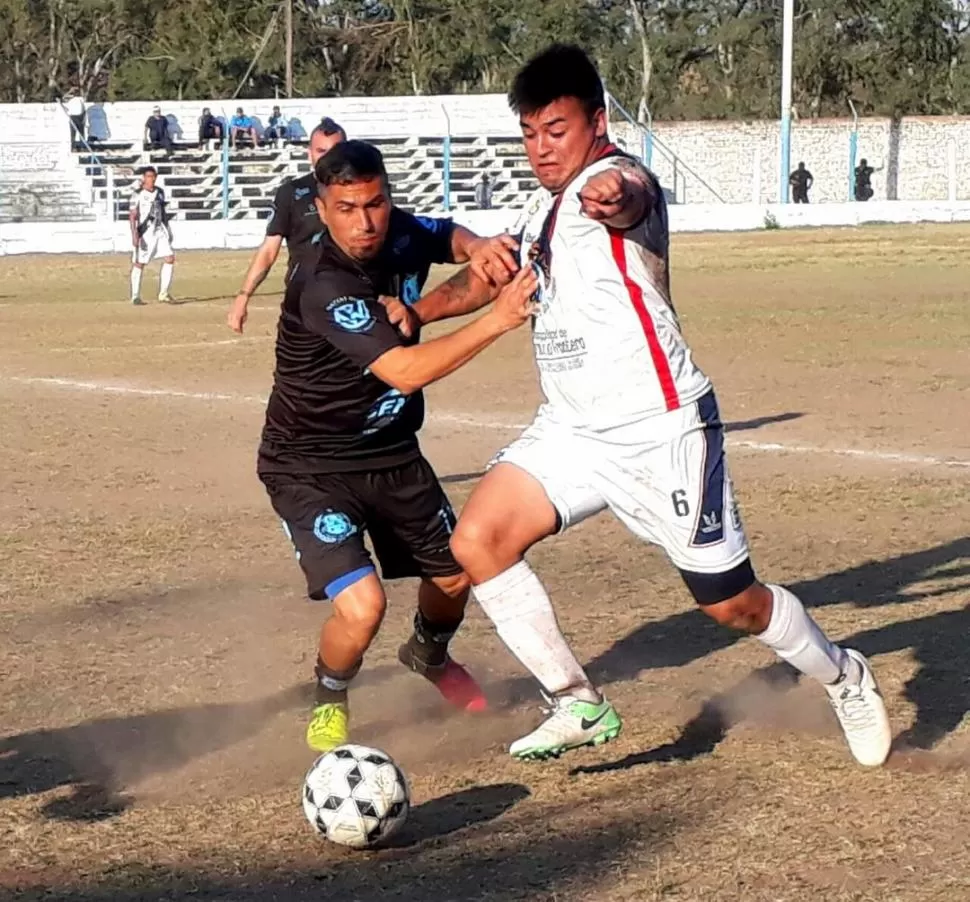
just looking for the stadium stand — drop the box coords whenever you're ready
[75,134,541,222]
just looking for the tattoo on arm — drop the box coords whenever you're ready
[414,265,493,324]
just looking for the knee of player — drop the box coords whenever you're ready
[164,255,175,263]
[681,560,771,633]
[702,583,773,633]
[330,570,386,633]
[449,518,499,570]
[430,570,470,600]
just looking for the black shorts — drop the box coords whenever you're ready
[260,456,461,601]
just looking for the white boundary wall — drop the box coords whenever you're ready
[3,201,970,256]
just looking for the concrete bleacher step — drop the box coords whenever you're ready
[67,130,537,223]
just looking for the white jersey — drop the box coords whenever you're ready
[513,149,711,428]
[129,187,169,235]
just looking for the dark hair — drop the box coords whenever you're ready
[509,44,605,119]
[314,116,346,139]
[315,140,387,187]
[141,166,157,176]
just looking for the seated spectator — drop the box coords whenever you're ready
[198,107,223,149]
[145,106,173,152]
[264,106,289,146]
[229,107,259,149]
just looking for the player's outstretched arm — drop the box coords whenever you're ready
[369,265,537,395]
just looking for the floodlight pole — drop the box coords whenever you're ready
[779,0,794,203]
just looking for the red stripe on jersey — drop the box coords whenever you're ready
[608,229,680,411]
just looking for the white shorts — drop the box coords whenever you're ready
[492,391,751,577]
[132,228,174,265]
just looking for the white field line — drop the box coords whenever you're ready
[4,374,970,471]
[47,337,271,353]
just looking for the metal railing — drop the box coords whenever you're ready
[604,90,726,204]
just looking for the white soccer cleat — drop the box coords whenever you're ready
[157,292,173,303]
[825,648,892,767]
[509,693,622,761]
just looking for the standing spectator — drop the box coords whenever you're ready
[198,107,223,150]
[474,172,494,210]
[145,106,173,152]
[229,107,259,149]
[64,93,87,150]
[789,161,813,204]
[854,158,879,202]
[265,106,289,147]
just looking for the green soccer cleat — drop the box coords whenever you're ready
[510,694,622,761]
[306,701,349,753]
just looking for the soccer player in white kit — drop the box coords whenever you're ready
[129,166,175,305]
[447,44,893,767]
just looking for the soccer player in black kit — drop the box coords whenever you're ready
[229,120,348,334]
[257,141,537,752]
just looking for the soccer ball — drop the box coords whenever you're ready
[301,744,410,849]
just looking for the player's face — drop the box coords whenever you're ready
[142,171,156,191]
[520,97,608,193]
[317,177,391,262]
[309,131,344,167]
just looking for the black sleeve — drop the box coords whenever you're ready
[300,270,406,371]
[266,182,292,237]
[402,211,456,265]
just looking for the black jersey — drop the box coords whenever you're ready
[265,172,324,282]
[257,207,455,474]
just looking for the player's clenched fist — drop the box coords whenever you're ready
[488,262,538,332]
[578,168,628,221]
[380,295,419,339]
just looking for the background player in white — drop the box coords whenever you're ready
[128,166,174,305]
[444,44,892,767]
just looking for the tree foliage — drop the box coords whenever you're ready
[1,0,969,117]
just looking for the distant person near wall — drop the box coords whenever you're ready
[198,108,223,149]
[64,94,87,150]
[789,161,813,204]
[145,106,173,152]
[475,172,494,210]
[854,158,878,202]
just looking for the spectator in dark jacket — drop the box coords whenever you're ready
[145,106,173,152]
[198,108,223,149]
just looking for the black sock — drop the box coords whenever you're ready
[313,657,360,704]
[405,610,463,669]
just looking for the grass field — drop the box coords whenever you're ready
[1,224,969,901]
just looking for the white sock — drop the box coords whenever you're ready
[473,561,600,702]
[757,584,851,685]
[130,267,142,299]
[160,262,174,295]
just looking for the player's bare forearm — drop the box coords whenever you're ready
[238,237,283,296]
[369,310,508,395]
[412,266,496,325]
